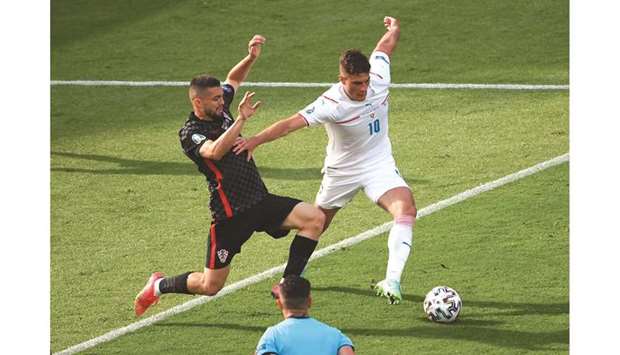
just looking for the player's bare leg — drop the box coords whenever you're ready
[279,202,324,275]
[377,186,417,223]
[373,186,417,304]
[271,202,325,297]
[186,266,231,296]
[318,206,340,233]
[134,266,231,316]
[280,202,325,241]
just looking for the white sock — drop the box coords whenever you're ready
[386,216,414,283]
[154,278,163,297]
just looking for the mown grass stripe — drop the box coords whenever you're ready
[50,80,568,90]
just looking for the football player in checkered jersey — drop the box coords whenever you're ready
[234,17,415,304]
[134,35,325,316]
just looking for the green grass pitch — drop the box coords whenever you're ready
[51,0,568,353]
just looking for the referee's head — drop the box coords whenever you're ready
[278,275,311,310]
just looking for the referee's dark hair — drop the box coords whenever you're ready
[339,49,370,75]
[189,74,221,100]
[279,275,311,310]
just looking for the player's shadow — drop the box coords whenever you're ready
[51,151,194,176]
[341,325,568,352]
[313,286,568,316]
[51,151,321,180]
[51,151,429,184]
[313,286,568,351]
[156,321,267,332]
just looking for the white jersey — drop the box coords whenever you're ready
[299,51,394,176]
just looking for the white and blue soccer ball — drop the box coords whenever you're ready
[423,286,462,323]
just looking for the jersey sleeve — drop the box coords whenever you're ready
[179,123,216,159]
[337,330,355,352]
[369,50,391,90]
[222,83,236,111]
[298,95,338,126]
[256,327,279,355]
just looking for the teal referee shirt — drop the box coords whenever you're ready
[256,316,354,355]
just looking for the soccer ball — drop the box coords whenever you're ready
[423,286,462,323]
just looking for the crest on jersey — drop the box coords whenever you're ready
[217,249,229,263]
[191,133,206,144]
[306,106,315,114]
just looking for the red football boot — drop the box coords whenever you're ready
[134,272,165,317]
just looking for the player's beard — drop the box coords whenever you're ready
[203,105,224,120]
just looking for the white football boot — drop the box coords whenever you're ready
[373,279,402,305]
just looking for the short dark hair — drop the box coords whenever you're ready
[279,275,311,309]
[189,75,220,99]
[339,49,370,75]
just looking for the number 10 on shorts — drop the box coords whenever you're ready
[368,119,380,135]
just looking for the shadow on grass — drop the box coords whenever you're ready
[157,322,266,332]
[50,151,320,180]
[313,286,569,316]
[157,316,567,352]
[153,286,567,351]
[52,151,194,175]
[50,151,429,184]
[342,325,568,352]
[311,286,568,350]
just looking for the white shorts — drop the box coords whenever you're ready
[315,161,410,209]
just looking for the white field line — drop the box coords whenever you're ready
[50,80,569,90]
[54,153,569,355]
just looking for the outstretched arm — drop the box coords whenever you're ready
[232,113,307,161]
[226,35,266,91]
[200,92,262,160]
[374,16,400,58]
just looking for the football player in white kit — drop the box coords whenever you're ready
[233,17,415,304]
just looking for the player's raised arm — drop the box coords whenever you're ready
[226,34,266,91]
[374,16,400,57]
[232,113,308,161]
[200,91,262,160]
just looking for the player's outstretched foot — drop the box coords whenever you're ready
[134,272,164,317]
[372,279,402,305]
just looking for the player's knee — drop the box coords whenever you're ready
[309,208,326,236]
[408,205,417,220]
[398,203,417,220]
[300,207,325,238]
[196,277,223,296]
[201,284,221,296]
